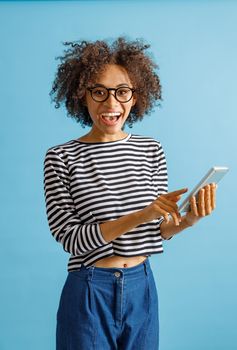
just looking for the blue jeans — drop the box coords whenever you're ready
[56,257,159,350]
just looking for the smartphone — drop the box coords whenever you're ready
[178,166,229,213]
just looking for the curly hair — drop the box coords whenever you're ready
[50,37,162,128]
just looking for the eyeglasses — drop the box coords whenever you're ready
[87,86,136,103]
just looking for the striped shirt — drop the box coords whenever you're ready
[43,133,168,271]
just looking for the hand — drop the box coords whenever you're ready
[141,188,188,226]
[184,183,217,226]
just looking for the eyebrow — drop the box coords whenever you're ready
[93,83,130,88]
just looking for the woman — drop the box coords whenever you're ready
[44,37,217,350]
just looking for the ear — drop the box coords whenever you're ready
[131,94,137,107]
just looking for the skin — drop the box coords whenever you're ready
[160,184,217,237]
[78,63,217,267]
[79,64,136,143]
[186,183,217,224]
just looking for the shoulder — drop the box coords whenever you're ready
[129,134,164,149]
[44,138,79,158]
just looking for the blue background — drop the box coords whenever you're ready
[1,1,236,349]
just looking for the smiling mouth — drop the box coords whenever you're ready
[99,112,122,125]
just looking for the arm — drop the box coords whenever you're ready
[100,188,188,242]
[43,148,108,256]
[99,210,155,242]
[101,183,217,242]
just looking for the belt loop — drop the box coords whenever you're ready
[87,265,95,281]
[143,258,148,276]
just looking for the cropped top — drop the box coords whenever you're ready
[43,133,168,271]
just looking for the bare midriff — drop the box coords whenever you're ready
[94,255,148,268]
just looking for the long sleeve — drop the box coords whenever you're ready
[156,143,171,240]
[157,142,168,196]
[43,148,108,256]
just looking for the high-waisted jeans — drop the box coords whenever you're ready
[56,257,159,350]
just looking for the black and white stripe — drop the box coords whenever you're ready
[43,134,168,271]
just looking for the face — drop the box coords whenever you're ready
[85,64,136,140]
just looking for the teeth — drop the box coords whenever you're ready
[101,112,121,117]
[100,112,122,122]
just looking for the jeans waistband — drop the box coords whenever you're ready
[69,257,151,281]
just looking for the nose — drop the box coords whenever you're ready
[104,91,119,106]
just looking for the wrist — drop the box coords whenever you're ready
[184,213,200,227]
[160,215,193,240]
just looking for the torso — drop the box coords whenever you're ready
[94,255,148,268]
[78,135,150,269]
[73,133,163,270]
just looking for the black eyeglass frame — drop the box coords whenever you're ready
[87,86,136,103]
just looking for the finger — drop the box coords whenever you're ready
[205,184,212,215]
[170,195,183,203]
[158,196,181,218]
[156,202,181,226]
[198,188,205,216]
[164,188,188,198]
[170,212,181,226]
[157,207,170,223]
[162,195,182,203]
[211,182,216,210]
[190,196,198,216]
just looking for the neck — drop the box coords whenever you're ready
[81,129,128,143]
